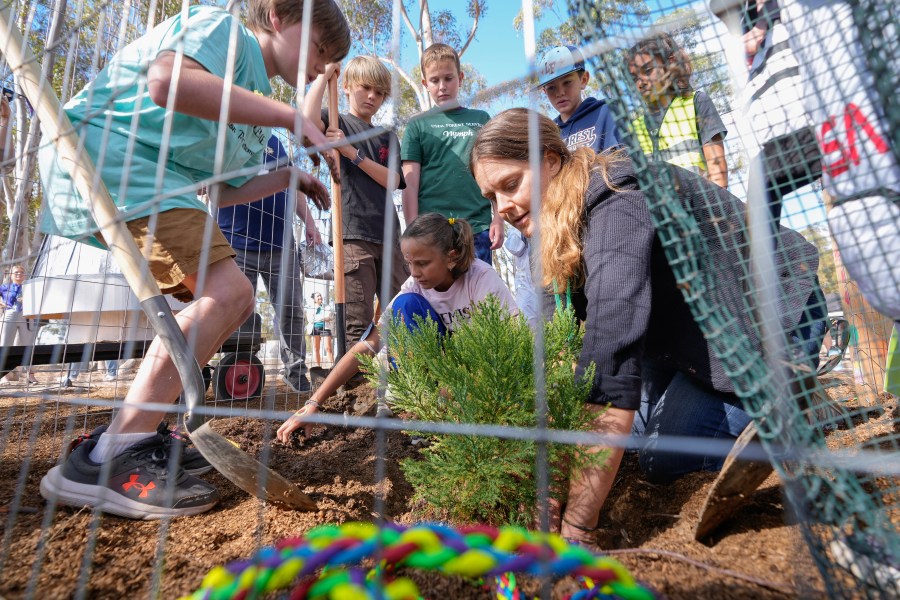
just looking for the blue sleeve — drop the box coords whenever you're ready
[596,104,620,152]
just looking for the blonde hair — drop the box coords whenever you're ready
[471,108,623,289]
[420,43,461,77]
[246,0,351,64]
[344,56,392,98]
[627,33,693,97]
[402,213,475,280]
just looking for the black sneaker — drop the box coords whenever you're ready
[67,423,213,476]
[156,423,214,476]
[281,374,312,394]
[40,434,219,520]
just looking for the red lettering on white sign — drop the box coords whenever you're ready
[819,103,890,178]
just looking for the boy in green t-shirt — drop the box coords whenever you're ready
[37,0,350,520]
[401,43,504,265]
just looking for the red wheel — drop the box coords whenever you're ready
[214,352,265,401]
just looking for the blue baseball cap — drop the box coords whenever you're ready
[536,45,586,89]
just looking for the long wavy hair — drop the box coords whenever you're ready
[471,108,622,289]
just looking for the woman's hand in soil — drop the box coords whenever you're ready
[277,401,319,443]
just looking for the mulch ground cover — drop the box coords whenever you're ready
[0,367,890,598]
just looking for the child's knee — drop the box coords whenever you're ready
[391,292,429,316]
[209,267,255,319]
[233,277,256,319]
[391,293,444,334]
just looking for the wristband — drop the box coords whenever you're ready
[303,399,320,409]
[562,516,600,533]
[351,147,365,166]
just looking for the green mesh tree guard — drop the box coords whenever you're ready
[568,0,899,596]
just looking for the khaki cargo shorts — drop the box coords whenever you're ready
[100,208,235,302]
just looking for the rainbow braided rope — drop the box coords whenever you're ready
[183,522,653,600]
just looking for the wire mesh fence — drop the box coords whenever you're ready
[0,0,897,597]
[570,0,899,596]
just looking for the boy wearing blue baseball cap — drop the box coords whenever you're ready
[536,45,619,153]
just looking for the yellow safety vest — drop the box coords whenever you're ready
[631,93,707,173]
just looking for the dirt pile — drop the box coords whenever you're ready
[0,375,867,598]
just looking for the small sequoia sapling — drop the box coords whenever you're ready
[359,295,608,526]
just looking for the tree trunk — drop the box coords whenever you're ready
[3,0,67,265]
[420,0,434,49]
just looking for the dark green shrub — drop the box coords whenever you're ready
[359,295,607,526]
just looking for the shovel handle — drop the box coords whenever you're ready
[0,6,206,426]
[0,5,157,302]
[328,73,347,359]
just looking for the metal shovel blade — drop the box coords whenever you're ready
[144,299,317,511]
[816,351,844,376]
[189,422,317,510]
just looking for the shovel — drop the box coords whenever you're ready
[328,74,347,361]
[0,5,316,510]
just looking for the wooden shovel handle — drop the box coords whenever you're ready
[0,4,158,302]
[327,73,345,304]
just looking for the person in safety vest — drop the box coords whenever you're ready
[627,34,729,188]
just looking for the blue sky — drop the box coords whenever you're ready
[396,1,564,93]
[379,1,827,230]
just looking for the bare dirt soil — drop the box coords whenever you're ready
[0,368,888,599]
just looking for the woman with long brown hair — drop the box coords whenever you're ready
[470,108,822,546]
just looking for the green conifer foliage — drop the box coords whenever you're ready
[360,295,608,526]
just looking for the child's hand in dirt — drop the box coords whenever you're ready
[277,401,319,443]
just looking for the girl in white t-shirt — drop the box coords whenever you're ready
[277,213,517,441]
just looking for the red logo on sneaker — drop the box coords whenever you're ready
[122,474,156,498]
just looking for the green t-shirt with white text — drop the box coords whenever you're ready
[401,106,491,233]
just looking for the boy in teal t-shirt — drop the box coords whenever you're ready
[37,1,350,520]
[401,43,504,265]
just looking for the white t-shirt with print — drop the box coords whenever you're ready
[392,258,518,331]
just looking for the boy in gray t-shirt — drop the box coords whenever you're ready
[303,56,407,351]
